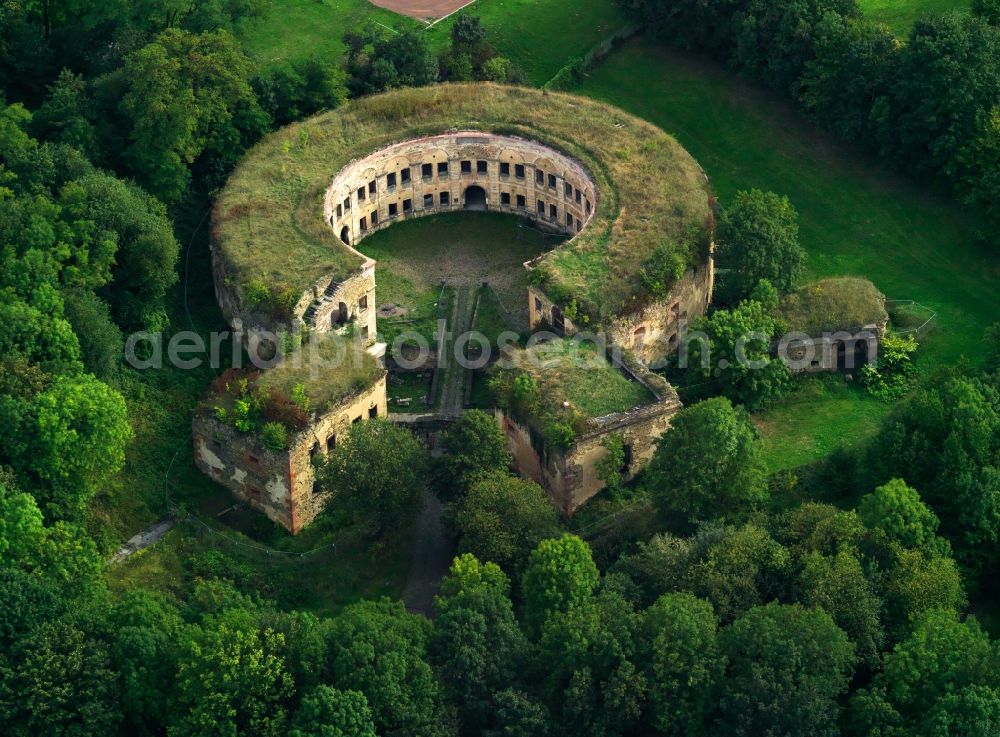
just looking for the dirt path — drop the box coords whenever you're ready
[109,518,174,564]
[440,284,475,415]
[402,491,454,617]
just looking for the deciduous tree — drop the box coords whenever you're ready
[445,470,560,575]
[645,397,768,525]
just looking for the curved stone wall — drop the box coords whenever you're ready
[323,131,598,250]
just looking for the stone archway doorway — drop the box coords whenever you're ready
[340,226,350,245]
[464,185,487,211]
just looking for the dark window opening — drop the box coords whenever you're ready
[326,434,336,452]
[548,174,557,188]
[421,163,433,178]
[500,162,510,176]
[461,160,472,174]
[359,216,367,232]
[369,406,378,418]
[585,199,591,215]
[537,199,545,214]
[388,202,398,216]
[359,294,368,311]
[516,194,526,208]
[564,182,573,198]
[551,305,565,334]
[536,169,544,184]
[423,193,434,208]
[401,168,411,184]
[368,180,376,195]
[403,198,412,212]
[549,204,557,219]
[514,164,525,179]
[343,197,350,211]
[357,186,365,201]
[336,204,342,218]
[387,172,396,188]
[566,212,573,226]
[477,160,488,174]
[440,191,450,206]
[500,192,511,205]
[575,189,582,204]
[370,210,378,225]
[437,162,448,176]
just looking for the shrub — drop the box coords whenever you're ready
[243,279,270,309]
[261,422,288,451]
[860,332,918,401]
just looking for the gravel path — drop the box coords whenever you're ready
[109,518,174,564]
[440,284,475,415]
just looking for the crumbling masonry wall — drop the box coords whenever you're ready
[193,375,388,534]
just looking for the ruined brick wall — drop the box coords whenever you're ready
[496,392,681,515]
[779,325,885,375]
[528,259,715,369]
[192,374,388,534]
[323,131,598,255]
[607,262,715,367]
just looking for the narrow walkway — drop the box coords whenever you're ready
[109,518,174,564]
[402,491,454,617]
[439,284,475,415]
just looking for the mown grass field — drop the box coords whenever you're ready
[575,39,999,470]
[859,0,967,36]
[240,0,629,84]
[238,0,421,69]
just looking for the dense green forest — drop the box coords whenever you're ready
[1,1,999,735]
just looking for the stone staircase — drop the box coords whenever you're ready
[302,279,342,325]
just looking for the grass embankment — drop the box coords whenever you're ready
[240,0,630,85]
[576,39,998,470]
[859,0,967,36]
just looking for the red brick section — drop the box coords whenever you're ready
[369,0,473,21]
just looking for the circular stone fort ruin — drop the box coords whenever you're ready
[196,83,717,532]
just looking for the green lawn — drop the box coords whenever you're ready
[355,211,545,328]
[240,0,630,84]
[575,40,999,470]
[859,0,968,36]
[238,0,420,69]
[422,0,630,85]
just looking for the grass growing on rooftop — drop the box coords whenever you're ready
[575,39,998,468]
[215,83,711,322]
[779,278,888,336]
[255,335,384,415]
[516,339,655,419]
